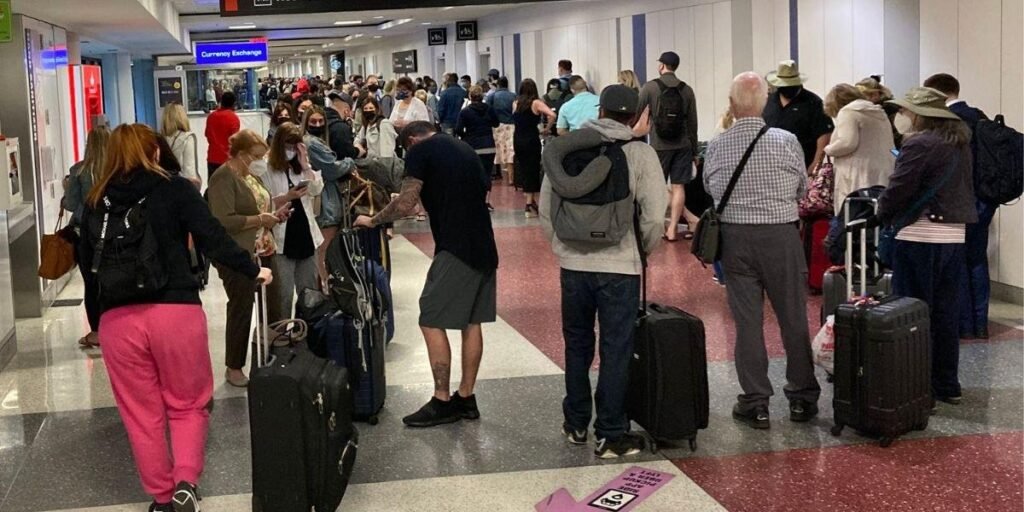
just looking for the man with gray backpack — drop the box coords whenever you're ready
[638,51,699,241]
[539,85,667,458]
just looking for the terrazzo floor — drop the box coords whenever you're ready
[0,181,1020,511]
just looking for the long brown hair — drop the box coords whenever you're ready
[301,105,329,144]
[824,83,865,118]
[516,79,539,114]
[81,126,111,184]
[912,115,971,147]
[268,122,304,173]
[87,124,168,207]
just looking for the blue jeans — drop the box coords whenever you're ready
[959,200,998,336]
[713,260,725,284]
[892,240,966,398]
[560,269,640,441]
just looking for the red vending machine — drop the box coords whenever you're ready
[67,64,104,162]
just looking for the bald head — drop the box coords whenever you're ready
[730,72,769,119]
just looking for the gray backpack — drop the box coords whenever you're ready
[542,129,633,246]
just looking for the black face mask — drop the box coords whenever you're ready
[778,86,802,100]
[363,111,377,122]
[307,126,325,137]
[367,84,380,93]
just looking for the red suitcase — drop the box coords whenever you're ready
[803,217,832,292]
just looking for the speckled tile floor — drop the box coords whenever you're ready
[1,181,1021,511]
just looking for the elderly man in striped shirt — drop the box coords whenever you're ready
[704,71,821,431]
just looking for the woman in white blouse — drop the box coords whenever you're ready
[161,103,201,186]
[824,83,896,214]
[262,122,325,317]
[389,76,431,131]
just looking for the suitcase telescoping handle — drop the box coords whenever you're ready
[842,196,879,299]
[254,281,272,368]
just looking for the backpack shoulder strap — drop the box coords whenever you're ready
[654,79,667,92]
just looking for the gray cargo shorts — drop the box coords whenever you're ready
[419,251,497,330]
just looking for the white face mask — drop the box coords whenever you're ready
[285,149,297,161]
[249,159,268,177]
[894,112,914,134]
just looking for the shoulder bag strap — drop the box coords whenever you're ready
[716,124,770,215]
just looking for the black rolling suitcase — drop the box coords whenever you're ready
[249,284,359,512]
[830,219,931,447]
[627,239,709,452]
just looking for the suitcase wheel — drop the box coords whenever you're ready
[830,424,844,437]
[879,437,894,448]
[688,438,697,452]
[647,438,658,454]
[367,415,379,426]
[825,373,834,384]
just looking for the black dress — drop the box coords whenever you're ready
[513,106,543,193]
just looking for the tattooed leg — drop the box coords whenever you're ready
[421,326,453,400]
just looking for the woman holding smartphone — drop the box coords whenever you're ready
[264,122,325,317]
[207,129,292,387]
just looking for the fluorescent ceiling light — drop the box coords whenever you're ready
[334,20,362,26]
[373,35,383,39]
[442,6,454,10]
[373,16,384,19]
[228,24,255,30]
[421,22,432,25]
[379,18,412,30]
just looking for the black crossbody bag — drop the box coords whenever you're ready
[691,125,769,265]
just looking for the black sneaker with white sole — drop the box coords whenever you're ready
[149,502,173,512]
[594,433,645,459]
[172,481,200,512]
[452,391,480,420]
[562,423,588,445]
[732,403,770,430]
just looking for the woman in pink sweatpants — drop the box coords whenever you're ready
[79,124,273,512]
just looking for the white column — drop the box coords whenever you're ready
[116,52,136,124]
[465,40,479,80]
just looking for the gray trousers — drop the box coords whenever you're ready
[275,255,320,319]
[720,223,821,410]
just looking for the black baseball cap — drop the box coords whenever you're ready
[600,84,639,114]
[658,51,681,69]
[487,68,500,78]
[328,91,353,107]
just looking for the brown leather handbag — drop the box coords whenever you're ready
[38,209,78,280]
[346,172,390,217]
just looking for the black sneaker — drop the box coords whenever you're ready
[452,391,480,420]
[789,400,819,422]
[402,397,461,427]
[172,481,200,512]
[149,502,173,512]
[732,403,770,429]
[936,395,962,405]
[562,423,588,445]
[594,433,645,459]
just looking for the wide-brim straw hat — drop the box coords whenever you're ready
[886,86,961,120]
[766,60,806,87]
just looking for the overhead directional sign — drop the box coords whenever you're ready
[195,40,268,66]
[221,0,550,16]
[428,27,447,46]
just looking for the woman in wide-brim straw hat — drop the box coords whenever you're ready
[876,86,977,407]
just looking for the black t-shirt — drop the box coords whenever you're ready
[762,89,834,168]
[405,134,499,271]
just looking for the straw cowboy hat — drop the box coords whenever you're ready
[766,60,806,87]
[886,87,961,120]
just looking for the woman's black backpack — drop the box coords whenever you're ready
[88,195,167,307]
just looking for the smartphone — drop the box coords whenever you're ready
[293,180,311,190]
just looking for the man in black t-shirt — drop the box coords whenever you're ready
[355,121,498,428]
[761,60,834,173]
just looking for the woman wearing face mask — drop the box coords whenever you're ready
[389,76,431,131]
[356,97,399,158]
[264,122,325,317]
[267,102,296,145]
[207,129,291,388]
[877,87,977,406]
[302,105,357,285]
[823,83,896,213]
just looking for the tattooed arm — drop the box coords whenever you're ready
[360,176,423,227]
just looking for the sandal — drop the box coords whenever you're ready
[662,235,678,243]
[78,333,100,349]
[682,232,694,240]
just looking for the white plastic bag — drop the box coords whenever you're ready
[812,315,836,374]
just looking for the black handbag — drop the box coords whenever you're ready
[691,125,769,265]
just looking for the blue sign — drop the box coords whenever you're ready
[195,41,268,66]
[41,47,68,70]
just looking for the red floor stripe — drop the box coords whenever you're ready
[672,431,1024,512]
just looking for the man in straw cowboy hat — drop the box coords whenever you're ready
[762,60,834,175]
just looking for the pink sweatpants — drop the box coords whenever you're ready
[100,304,214,503]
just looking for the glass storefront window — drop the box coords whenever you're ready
[185,69,258,112]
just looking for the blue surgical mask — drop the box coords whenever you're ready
[396,90,411,100]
